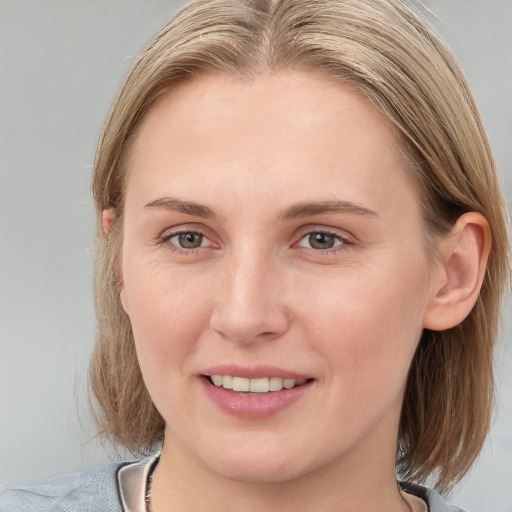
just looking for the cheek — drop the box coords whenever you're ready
[122,268,217,423]
[122,265,213,374]
[302,260,429,385]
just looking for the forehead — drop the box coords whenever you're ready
[124,71,420,223]
[130,71,400,158]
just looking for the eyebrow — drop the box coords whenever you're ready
[278,200,378,220]
[143,197,378,222]
[143,197,218,219]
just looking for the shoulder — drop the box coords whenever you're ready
[0,461,125,512]
[402,482,468,512]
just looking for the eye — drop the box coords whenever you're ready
[172,231,205,249]
[297,231,349,250]
[158,229,214,252]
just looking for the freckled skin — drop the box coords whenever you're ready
[120,72,439,511]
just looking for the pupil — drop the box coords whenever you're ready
[309,232,334,249]
[179,232,202,248]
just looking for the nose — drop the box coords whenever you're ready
[209,249,290,344]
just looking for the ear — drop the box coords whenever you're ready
[422,212,491,331]
[102,208,129,314]
[102,208,115,235]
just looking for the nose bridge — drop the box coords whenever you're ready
[210,242,289,343]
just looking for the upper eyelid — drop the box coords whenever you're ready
[159,223,213,238]
[162,227,205,237]
[295,226,356,243]
[300,230,350,241]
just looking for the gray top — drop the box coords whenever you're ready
[0,456,467,512]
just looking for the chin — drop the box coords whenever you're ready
[209,458,308,485]
[193,438,323,485]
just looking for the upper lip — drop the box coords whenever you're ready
[201,364,312,380]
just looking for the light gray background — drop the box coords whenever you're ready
[0,1,510,510]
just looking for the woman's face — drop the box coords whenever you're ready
[120,72,439,483]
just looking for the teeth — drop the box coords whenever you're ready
[211,375,223,386]
[283,378,295,389]
[269,376,283,391]
[250,378,269,393]
[209,375,307,393]
[222,375,233,389]
[232,377,250,392]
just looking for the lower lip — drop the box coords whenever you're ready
[200,377,314,419]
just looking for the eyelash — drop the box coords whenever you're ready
[156,229,212,254]
[156,228,354,255]
[295,229,354,254]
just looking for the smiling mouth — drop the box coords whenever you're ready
[204,375,312,393]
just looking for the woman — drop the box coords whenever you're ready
[1,0,509,511]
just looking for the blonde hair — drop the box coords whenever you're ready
[90,0,510,492]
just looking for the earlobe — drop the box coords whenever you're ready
[102,208,115,235]
[423,212,491,331]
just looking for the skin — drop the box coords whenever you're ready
[114,71,490,512]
